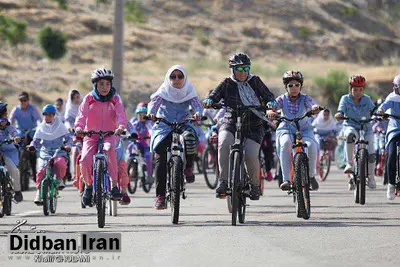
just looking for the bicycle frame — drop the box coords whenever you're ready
[92,134,111,200]
[39,148,65,200]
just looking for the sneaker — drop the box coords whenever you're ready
[120,193,131,205]
[145,176,154,185]
[14,191,23,203]
[250,185,260,200]
[34,190,42,205]
[111,186,123,200]
[280,181,291,191]
[155,196,166,210]
[82,185,93,206]
[184,167,195,183]
[310,177,319,191]
[266,171,273,182]
[348,178,355,191]
[56,179,65,190]
[387,184,396,200]
[216,181,228,198]
[367,176,376,189]
[344,163,354,174]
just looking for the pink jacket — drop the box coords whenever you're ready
[75,93,128,131]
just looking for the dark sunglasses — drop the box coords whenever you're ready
[42,113,54,116]
[19,99,28,102]
[234,66,250,72]
[170,74,184,80]
[287,83,301,88]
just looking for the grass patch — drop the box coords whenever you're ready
[340,7,358,18]
[193,27,210,46]
[125,1,146,23]
[298,26,313,40]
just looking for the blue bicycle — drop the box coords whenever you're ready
[79,130,117,228]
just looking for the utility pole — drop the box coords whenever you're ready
[112,0,124,94]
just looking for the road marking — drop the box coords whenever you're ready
[14,210,41,217]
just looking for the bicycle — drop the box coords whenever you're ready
[317,136,335,181]
[258,149,266,196]
[30,147,67,216]
[145,116,201,224]
[202,126,219,190]
[375,128,386,177]
[0,139,17,218]
[126,136,153,194]
[18,129,36,191]
[79,130,120,228]
[275,108,323,220]
[210,103,270,225]
[341,117,375,205]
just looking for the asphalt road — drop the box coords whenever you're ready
[0,167,399,267]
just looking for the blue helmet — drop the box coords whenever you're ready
[135,106,147,114]
[42,104,57,115]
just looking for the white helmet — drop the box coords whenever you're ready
[91,67,114,84]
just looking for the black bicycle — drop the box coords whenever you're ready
[275,108,323,220]
[0,139,17,217]
[341,117,375,205]
[202,124,219,190]
[18,129,36,191]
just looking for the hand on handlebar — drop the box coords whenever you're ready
[64,146,71,153]
[75,127,84,137]
[147,113,156,122]
[27,145,36,152]
[14,136,21,144]
[114,126,125,136]
[311,105,321,114]
[203,98,214,108]
[335,113,344,121]
[267,110,279,119]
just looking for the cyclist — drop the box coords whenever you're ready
[267,71,320,191]
[0,102,23,202]
[127,104,154,184]
[203,53,276,200]
[376,74,400,200]
[312,109,337,152]
[334,75,377,189]
[130,102,147,125]
[28,105,71,205]
[148,65,202,209]
[372,98,388,180]
[9,91,41,179]
[75,68,128,206]
[64,89,83,187]
[116,136,131,205]
[54,98,65,123]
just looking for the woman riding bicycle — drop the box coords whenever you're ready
[75,68,128,206]
[334,75,376,189]
[312,109,337,151]
[29,105,72,205]
[203,52,276,200]
[267,71,320,191]
[148,65,202,209]
[376,74,400,200]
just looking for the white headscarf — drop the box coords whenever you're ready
[150,65,197,103]
[34,117,70,141]
[64,89,82,121]
[312,110,335,131]
[385,92,400,103]
[55,99,65,121]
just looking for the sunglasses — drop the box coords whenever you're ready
[19,99,28,102]
[170,74,184,80]
[394,84,400,89]
[42,113,54,116]
[287,83,301,88]
[234,66,250,72]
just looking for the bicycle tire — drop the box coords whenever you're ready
[95,160,106,228]
[231,152,241,226]
[171,156,183,224]
[319,153,331,181]
[203,147,218,189]
[238,193,246,224]
[127,160,138,194]
[19,160,30,191]
[42,179,50,216]
[354,176,360,204]
[227,195,232,213]
[359,149,367,205]
[50,188,57,214]
[141,164,152,193]
[293,153,309,219]
[0,180,5,218]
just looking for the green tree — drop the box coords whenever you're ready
[38,26,68,60]
[125,1,146,23]
[0,15,27,53]
[51,0,68,10]
[313,69,349,109]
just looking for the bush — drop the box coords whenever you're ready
[38,26,68,60]
[313,69,349,109]
[96,0,109,4]
[340,7,358,18]
[51,0,68,10]
[298,26,313,40]
[0,15,27,49]
[125,1,146,23]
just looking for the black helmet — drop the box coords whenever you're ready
[282,71,304,86]
[228,53,251,68]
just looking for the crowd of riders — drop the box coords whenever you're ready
[1,52,399,214]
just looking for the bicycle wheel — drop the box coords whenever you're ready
[227,196,232,213]
[42,180,51,216]
[50,188,57,214]
[0,180,5,218]
[141,164,152,193]
[293,153,310,219]
[203,147,218,189]
[231,152,241,226]
[19,155,30,191]
[238,191,246,224]
[171,156,183,224]
[359,149,367,205]
[95,160,106,228]
[319,153,331,181]
[127,160,138,194]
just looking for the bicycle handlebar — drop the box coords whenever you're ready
[374,113,400,120]
[0,138,16,147]
[275,107,324,123]
[206,103,270,112]
[143,115,206,127]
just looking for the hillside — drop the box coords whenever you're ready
[1,0,400,113]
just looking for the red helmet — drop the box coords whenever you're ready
[349,75,366,87]
[136,102,147,108]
